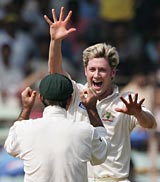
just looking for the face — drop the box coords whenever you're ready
[84,57,116,100]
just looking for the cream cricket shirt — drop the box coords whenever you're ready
[69,80,153,180]
[4,106,109,182]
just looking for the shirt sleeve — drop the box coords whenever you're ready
[129,106,157,130]
[90,127,110,166]
[4,121,24,158]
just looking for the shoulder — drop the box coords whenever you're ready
[120,91,135,97]
[11,118,42,131]
[71,79,85,91]
[75,121,93,130]
[73,121,94,136]
[70,79,85,103]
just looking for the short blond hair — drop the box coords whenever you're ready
[83,43,119,68]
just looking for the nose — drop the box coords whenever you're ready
[94,70,100,78]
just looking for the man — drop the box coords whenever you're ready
[4,73,110,182]
[44,7,157,182]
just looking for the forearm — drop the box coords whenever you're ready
[135,110,157,129]
[87,109,104,127]
[17,107,32,121]
[48,39,64,74]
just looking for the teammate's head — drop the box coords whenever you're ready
[39,73,73,108]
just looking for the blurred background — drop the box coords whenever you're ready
[0,0,159,181]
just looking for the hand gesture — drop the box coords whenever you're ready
[21,87,37,110]
[115,93,145,115]
[80,87,97,111]
[44,6,76,41]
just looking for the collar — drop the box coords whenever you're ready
[43,105,67,118]
[97,85,119,104]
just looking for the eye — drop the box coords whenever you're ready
[89,67,95,72]
[99,68,107,73]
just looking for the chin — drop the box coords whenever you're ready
[95,90,102,96]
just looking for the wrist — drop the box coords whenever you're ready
[51,38,62,42]
[22,106,32,111]
[133,109,143,118]
[18,107,32,121]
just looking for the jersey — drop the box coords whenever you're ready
[68,80,152,180]
[4,105,109,182]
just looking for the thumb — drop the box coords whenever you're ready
[31,91,37,99]
[79,90,86,102]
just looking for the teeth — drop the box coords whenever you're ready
[93,81,102,87]
[93,81,101,83]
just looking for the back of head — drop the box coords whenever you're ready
[83,43,119,68]
[39,73,73,104]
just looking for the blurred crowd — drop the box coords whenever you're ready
[0,0,160,181]
[0,0,159,127]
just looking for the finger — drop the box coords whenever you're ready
[64,10,72,23]
[133,93,138,103]
[44,15,53,25]
[138,98,145,106]
[21,90,26,97]
[79,90,83,98]
[83,91,88,99]
[115,106,128,113]
[67,28,76,34]
[21,87,30,96]
[128,94,133,103]
[120,96,128,105]
[88,87,97,97]
[115,107,123,112]
[27,87,34,95]
[52,9,57,22]
[30,91,37,102]
[31,91,37,98]
[79,90,86,101]
[59,6,64,21]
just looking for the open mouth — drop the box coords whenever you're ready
[93,81,102,89]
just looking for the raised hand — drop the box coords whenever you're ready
[44,6,76,41]
[115,93,145,115]
[80,87,97,110]
[80,87,104,127]
[21,87,37,110]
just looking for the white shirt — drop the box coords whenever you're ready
[4,106,109,182]
[68,80,154,180]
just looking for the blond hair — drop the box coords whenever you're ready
[83,43,119,68]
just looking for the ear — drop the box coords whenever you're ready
[84,67,87,77]
[39,94,43,102]
[111,68,117,79]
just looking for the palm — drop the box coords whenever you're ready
[115,93,145,115]
[50,22,70,40]
[44,7,76,40]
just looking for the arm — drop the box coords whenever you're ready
[115,93,157,129]
[18,87,37,121]
[4,87,37,156]
[80,87,104,127]
[44,7,76,75]
[80,88,109,165]
[90,128,109,165]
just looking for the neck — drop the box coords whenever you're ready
[98,85,114,101]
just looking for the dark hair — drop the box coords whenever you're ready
[42,96,71,109]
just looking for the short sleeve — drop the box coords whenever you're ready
[90,127,110,165]
[4,121,22,157]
